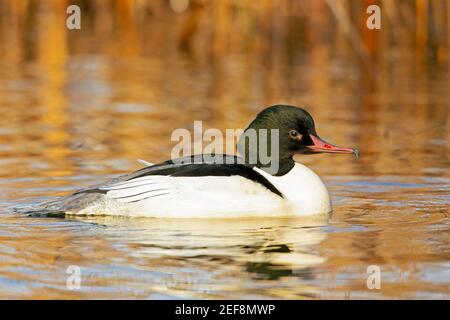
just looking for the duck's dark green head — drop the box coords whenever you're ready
[238,105,358,175]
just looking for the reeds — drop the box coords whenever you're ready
[0,0,448,64]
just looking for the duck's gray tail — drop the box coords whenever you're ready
[14,192,104,217]
[14,206,66,217]
[14,198,68,217]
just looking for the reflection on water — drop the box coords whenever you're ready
[0,1,449,299]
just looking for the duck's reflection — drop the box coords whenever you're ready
[73,214,329,282]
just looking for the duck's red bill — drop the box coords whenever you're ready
[307,134,359,157]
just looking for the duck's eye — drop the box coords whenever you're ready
[289,130,301,139]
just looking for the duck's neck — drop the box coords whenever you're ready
[247,157,295,176]
[237,131,295,176]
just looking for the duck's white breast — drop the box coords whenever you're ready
[254,163,332,216]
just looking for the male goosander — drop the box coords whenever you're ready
[20,105,358,218]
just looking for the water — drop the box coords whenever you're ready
[0,2,449,299]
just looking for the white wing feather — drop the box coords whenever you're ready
[137,159,154,166]
[100,176,177,203]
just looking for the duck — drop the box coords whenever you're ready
[19,105,358,218]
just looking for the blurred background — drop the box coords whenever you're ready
[0,0,448,299]
[0,0,448,178]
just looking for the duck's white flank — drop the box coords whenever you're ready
[68,163,331,218]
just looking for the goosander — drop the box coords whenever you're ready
[19,105,358,218]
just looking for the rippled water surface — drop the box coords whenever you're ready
[0,2,449,299]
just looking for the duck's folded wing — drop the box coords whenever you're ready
[16,157,283,216]
[74,156,283,201]
[98,176,176,203]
